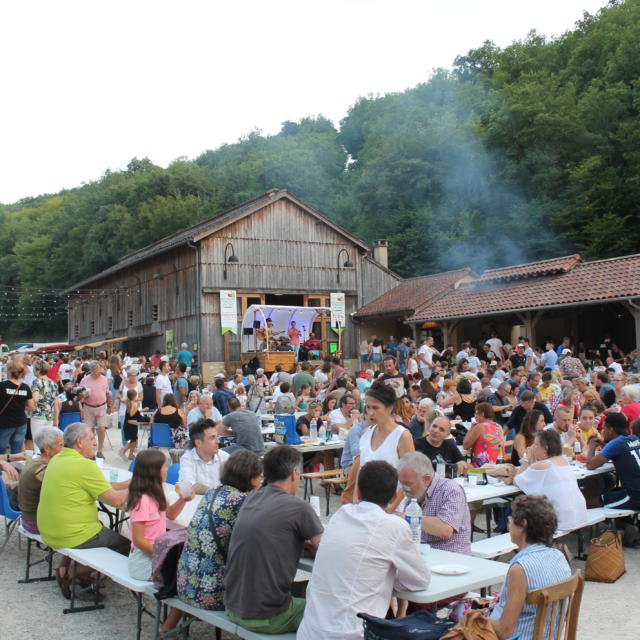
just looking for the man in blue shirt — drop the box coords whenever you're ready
[212,377,235,416]
[397,337,410,373]
[176,343,193,370]
[540,342,558,370]
[587,412,640,544]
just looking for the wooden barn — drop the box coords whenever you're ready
[67,189,401,378]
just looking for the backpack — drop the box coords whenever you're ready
[358,610,454,640]
[150,527,188,598]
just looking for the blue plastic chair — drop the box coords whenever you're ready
[0,475,21,552]
[59,411,82,431]
[149,423,174,448]
[166,463,180,485]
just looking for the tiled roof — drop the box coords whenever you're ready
[354,268,474,317]
[476,254,582,283]
[67,189,372,290]
[408,253,640,322]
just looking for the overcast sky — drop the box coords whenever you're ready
[1,0,609,204]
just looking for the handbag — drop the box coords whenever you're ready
[585,529,625,582]
[440,609,498,640]
[357,610,454,640]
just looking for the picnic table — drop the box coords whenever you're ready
[298,547,509,604]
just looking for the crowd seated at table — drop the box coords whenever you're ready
[5,331,640,634]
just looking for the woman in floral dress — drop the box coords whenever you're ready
[29,359,60,449]
[177,450,263,610]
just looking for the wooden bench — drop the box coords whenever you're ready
[155,596,296,640]
[301,468,343,499]
[57,546,157,640]
[470,507,634,559]
[17,524,56,584]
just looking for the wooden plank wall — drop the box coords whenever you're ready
[69,246,199,353]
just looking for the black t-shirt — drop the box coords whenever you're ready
[509,354,526,368]
[414,437,463,465]
[296,415,325,435]
[0,380,33,428]
[378,372,411,398]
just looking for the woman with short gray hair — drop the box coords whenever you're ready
[18,426,64,534]
[620,384,640,428]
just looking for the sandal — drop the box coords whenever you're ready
[56,567,71,599]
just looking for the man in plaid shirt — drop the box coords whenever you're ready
[398,451,471,554]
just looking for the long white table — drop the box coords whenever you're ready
[299,548,508,604]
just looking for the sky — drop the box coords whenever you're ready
[0,0,610,204]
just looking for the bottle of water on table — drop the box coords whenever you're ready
[405,498,423,545]
[318,422,326,442]
[435,454,446,477]
[309,418,318,441]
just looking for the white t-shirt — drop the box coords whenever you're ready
[154,374,172,403]
[524,347,537,372]
[328,408,348,425]
[485,338,503,359]
[314,369,328,385]
[418,345,436,368]
[467,356,481,372]
[58,363,74,381]
[608,362,623,375]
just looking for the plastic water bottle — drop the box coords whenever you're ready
[405,498,423,545]
[318,422,326,441]
[435,454,446,477]
[574,439,582,456]
[309,418,318,441]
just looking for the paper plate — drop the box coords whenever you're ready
[431,564,470,576]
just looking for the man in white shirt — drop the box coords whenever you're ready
[327,394,360,431]
[417,336,438,378]
[606,357,623,375]
[154,359,173,406]
[178,418,230,494]
[455,342,470,362]
[485,332,504,362]
[297,460,429,640]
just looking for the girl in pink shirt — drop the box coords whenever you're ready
[127,450,194,580]
[127,449,194,635]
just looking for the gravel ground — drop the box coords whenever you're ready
[2,442,639,639]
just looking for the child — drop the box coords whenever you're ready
[127,449,194,634]
[119,389,143,461]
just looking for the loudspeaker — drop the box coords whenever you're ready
[243,328,253,335]
[253,320,261,328]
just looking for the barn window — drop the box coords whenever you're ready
[152,304,159,321]
[90,321,95,335]
[74,324,79,338]
[108,316,113,331]
[128,311,133,327]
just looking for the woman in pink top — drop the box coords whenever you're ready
[127,449,195,635]
[463,402,505,467]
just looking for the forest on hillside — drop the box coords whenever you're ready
[1,0,639,338]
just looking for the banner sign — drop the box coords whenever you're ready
[220,290,238,335]
[165,329,174,357]
[330,292,346,333]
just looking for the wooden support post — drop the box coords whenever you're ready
[621,300,640,368]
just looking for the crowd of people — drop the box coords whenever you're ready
[1,329,640,639]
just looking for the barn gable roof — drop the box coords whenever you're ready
[68,189,373,290]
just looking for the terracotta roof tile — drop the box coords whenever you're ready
[355,268,474,317]
[477,254,582,283]
[408,253,640,322]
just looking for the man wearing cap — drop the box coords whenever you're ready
[558,349,585,379]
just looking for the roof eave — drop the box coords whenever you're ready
[407,294,640,323]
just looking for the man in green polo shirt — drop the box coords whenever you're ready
[293,361,316,395]
[38,422,130,598]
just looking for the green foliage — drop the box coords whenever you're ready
[2,0,640,339]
